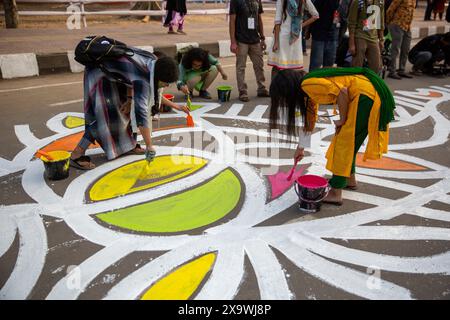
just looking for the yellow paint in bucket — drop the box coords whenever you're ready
[40,150,71,180]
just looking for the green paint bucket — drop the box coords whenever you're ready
[40,151,71,180]
[217,85,232,102]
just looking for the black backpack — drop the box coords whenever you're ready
[74,36,136,84]
[74,36,134,67]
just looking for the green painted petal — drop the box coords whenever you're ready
[96,169,241,233]
[189,104,204,111]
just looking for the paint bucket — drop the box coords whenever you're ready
[161,94,174,112]
[217,85,232,102]
[294,175,330,213]
[40,150,71,180]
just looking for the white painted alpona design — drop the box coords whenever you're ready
[1,85,450,300]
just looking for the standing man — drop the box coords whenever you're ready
[424,0,435,20]
[348,0,385,73]
[229,0,270,102]
[337,0,352,45]
[386,0,415,79]
[309,0,340,71]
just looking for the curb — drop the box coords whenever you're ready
[1,25,449,80]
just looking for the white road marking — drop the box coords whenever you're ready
[0,81,82,94]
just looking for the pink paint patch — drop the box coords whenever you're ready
[268,166,306,200]
[297,175,328,189]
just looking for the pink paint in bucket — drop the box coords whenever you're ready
[294,175,330,213]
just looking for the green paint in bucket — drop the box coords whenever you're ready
[217,85,233,102]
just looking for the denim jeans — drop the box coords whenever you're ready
[309,39,338,71]
[388,24,412,74]
[409,51,433,71]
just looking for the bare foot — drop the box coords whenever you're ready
[346,173,357,189]
[323,188,343,205]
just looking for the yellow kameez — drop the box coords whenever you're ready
[301,75,390,177]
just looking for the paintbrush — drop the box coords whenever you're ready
[186,113,194,127]
[138,160,152,180]
[35,149,55,161]
[186,94,194,127]
[287,157,300,181]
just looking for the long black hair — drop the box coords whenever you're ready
[269,69,312,137]
[181,47,211,71]
[151,56,178,115]
[282,0,304,22]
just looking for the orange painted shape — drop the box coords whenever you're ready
[420,91,443,98]
[186,114,194,127]
[40,123,189,156]
[40,131,99,154]
[356,153,427,171]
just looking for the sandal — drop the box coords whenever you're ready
[125,144,146,155]
[70,155,95,170]
[345,185,358,190]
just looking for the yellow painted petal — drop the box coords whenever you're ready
[64,116,85,128]
[89,155,208,201]
[141,253,216,300]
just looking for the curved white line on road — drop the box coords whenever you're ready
[244,239,293,300]
[0,212,47,300]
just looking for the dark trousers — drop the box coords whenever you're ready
[388,24,412,73]
[424,0,435,20]
[410,51,433,71]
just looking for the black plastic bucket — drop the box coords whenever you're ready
[217,85,232,102]
[40,151,71,180]
[294,174,330,213]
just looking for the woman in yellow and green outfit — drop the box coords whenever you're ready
[269,67,395,205]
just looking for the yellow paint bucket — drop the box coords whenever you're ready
[40,150,71,180]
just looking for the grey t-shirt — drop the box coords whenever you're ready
[229,0,264,45]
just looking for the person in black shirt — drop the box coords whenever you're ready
[163,0,187,34]
[309,0,340,71]
[229,0,270,102]
[408,32,450,75]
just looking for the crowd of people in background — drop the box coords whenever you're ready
[424,0,450,21]
[142,0,450,99]
[224,0,450,99]
[70,0,449,194]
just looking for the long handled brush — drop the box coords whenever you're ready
[186,94,194,127]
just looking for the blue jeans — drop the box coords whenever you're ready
[309,39,338,71]
[409,51,433,71]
